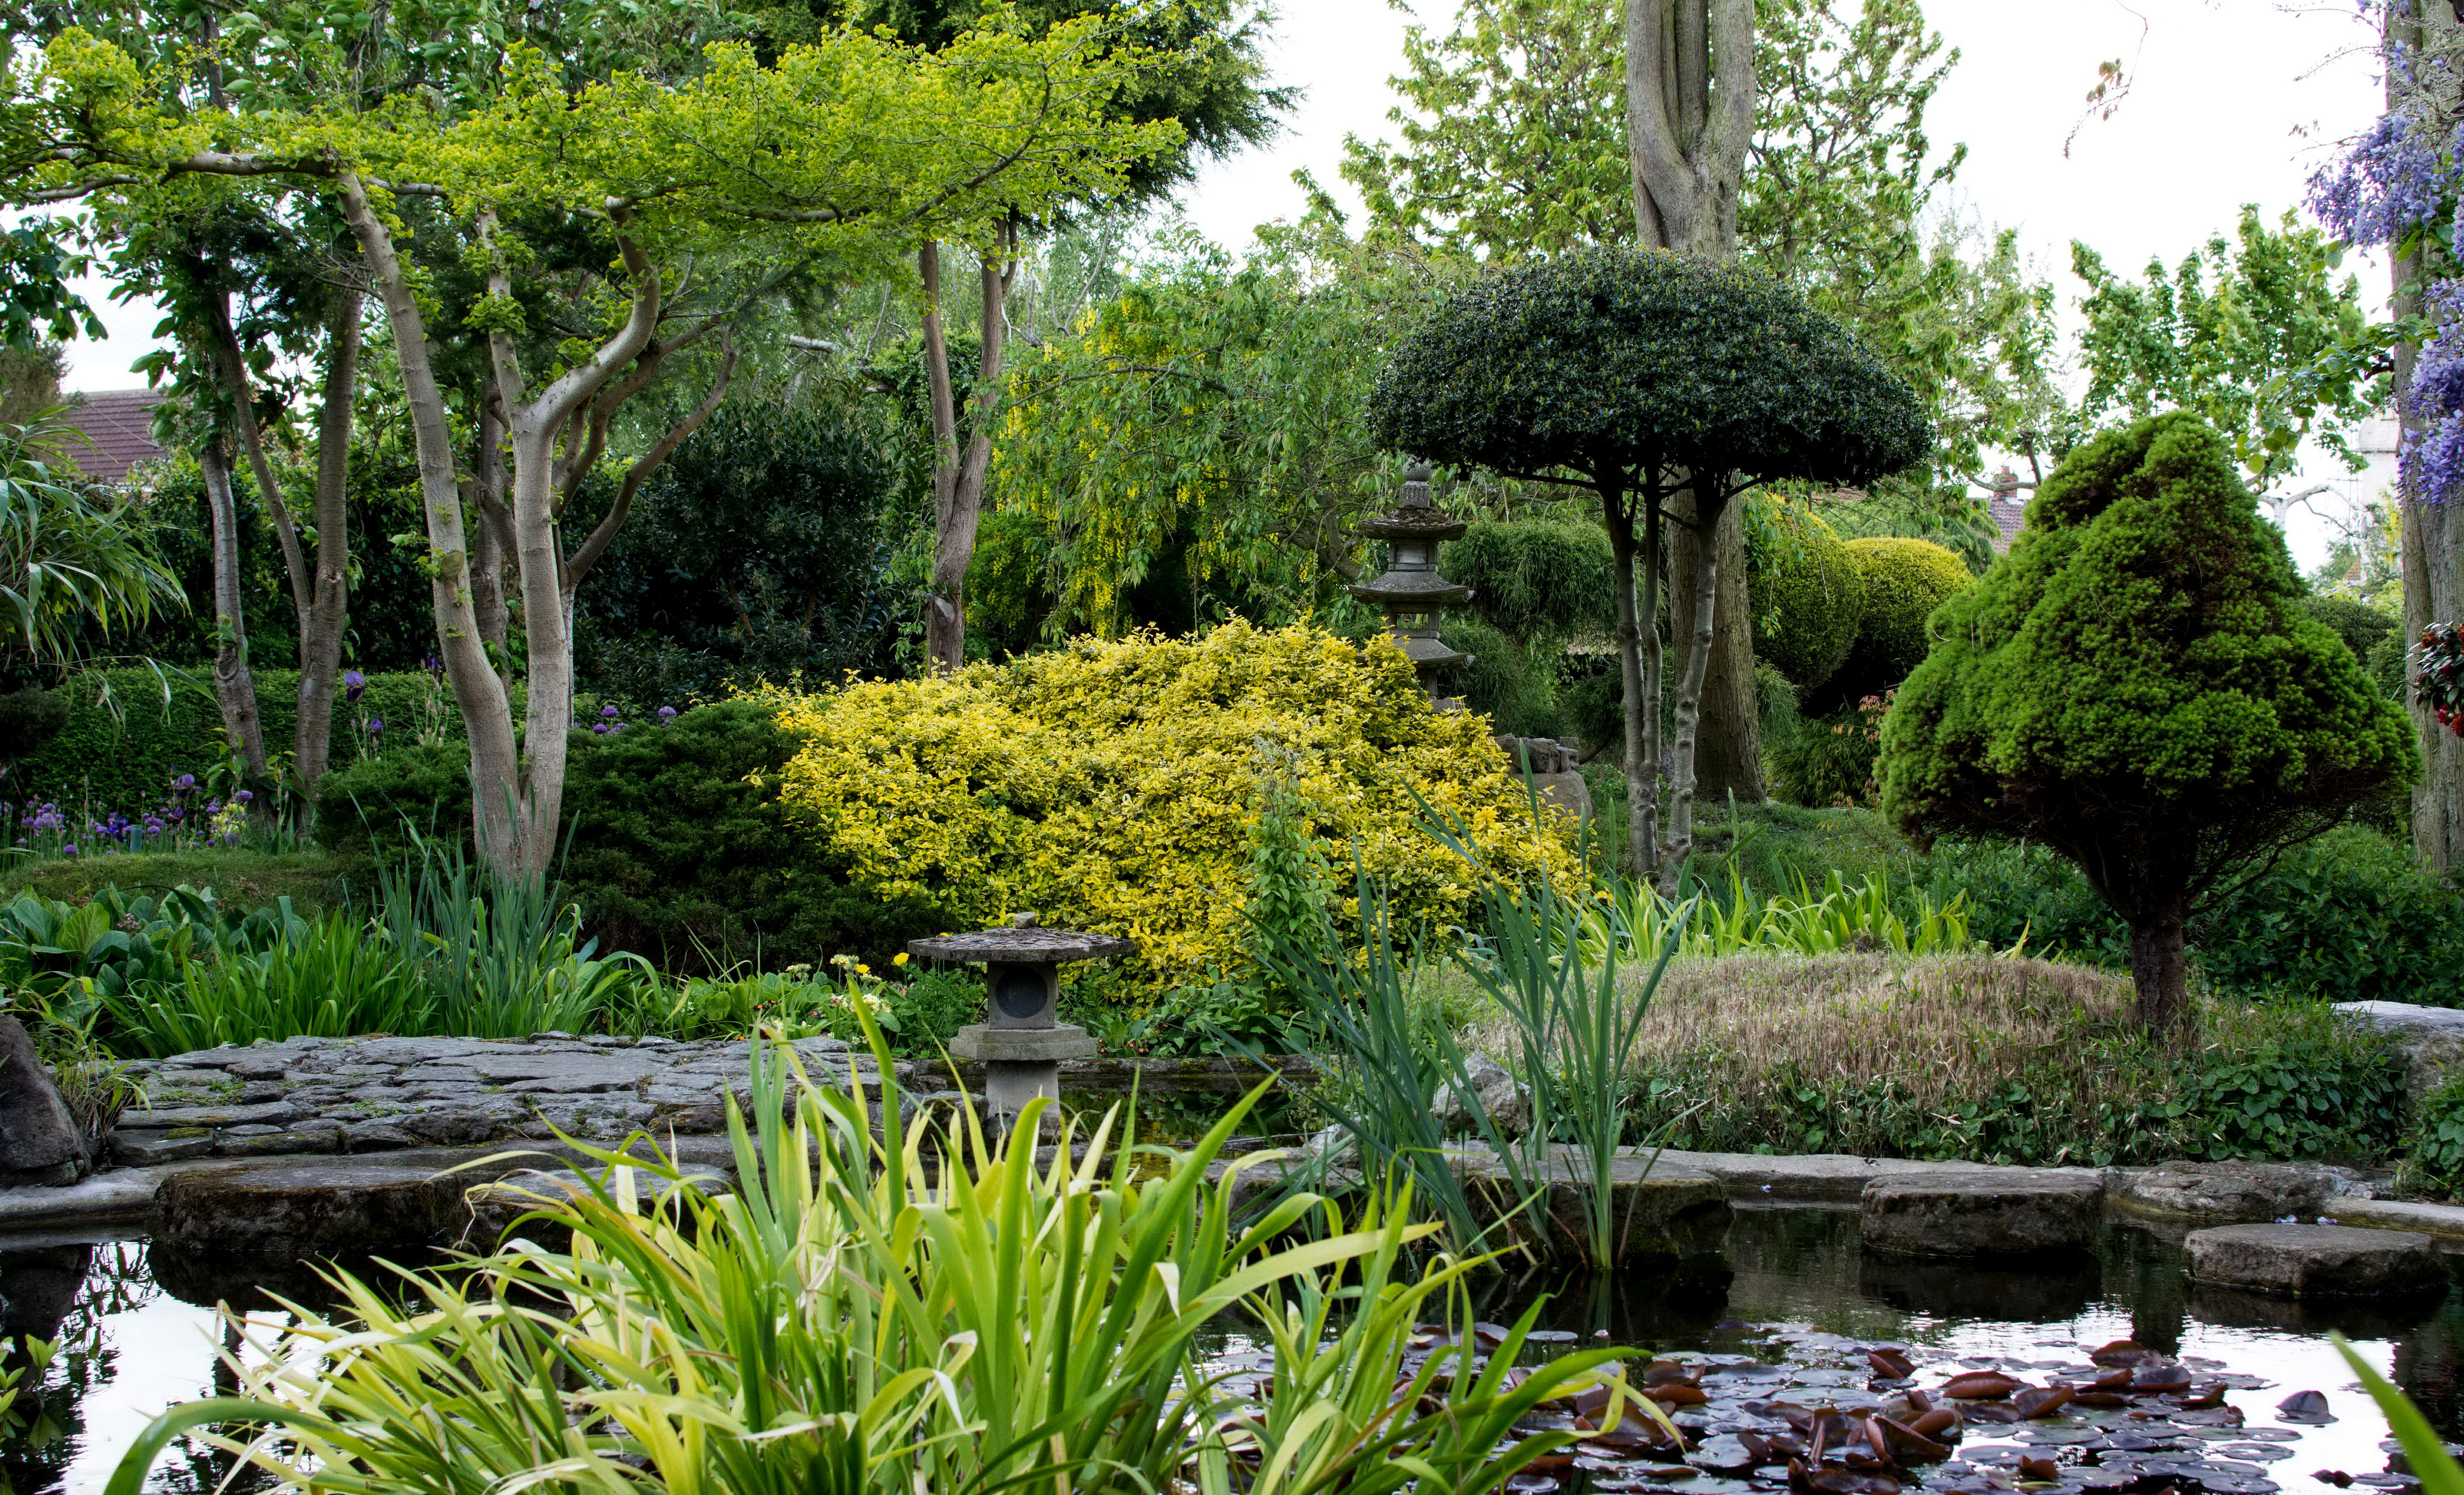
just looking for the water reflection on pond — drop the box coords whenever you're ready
[1,1205,2460,1494]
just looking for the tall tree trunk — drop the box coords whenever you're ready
[920,231,1014,673]
[2397,0,2464,870]
[1670,489,1762,800]
[1626,0,1764,819]
[465,392,514,661]
[1660,488,1727,890]
[2125,904,2189,1037]
[294,290,361,801]
[197,441,267,786]
[337,172,522,871]
[1603,486,1657,877]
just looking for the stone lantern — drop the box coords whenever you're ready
[1350,462,1472,707]
[910,914,1132,1122]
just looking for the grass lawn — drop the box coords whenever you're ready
[1,847,368,911]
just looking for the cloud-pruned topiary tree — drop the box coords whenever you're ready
[1369,246,1931,881]
[1880,413,2416,1032]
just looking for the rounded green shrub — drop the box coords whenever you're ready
[1439,619,1565,739]
[1745,498,1863,690]
[316,698,953,971]
[1830,537,1972,702]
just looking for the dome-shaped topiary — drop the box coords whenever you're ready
[1879,413,2417,1033]
[1745,498,1864,691]
[1831,537,1973,702]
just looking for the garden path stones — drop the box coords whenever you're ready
[107,1035,898,1160]
[1859,1170,2106,1257]
[2113,1163,2382,1224]
[2183,1224,2442,1298]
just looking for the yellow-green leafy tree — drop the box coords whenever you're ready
[10,13,1184,874]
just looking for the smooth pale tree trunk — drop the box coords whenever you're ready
[196,442,268,786]
[337,172,523,871]
[1660,486,1733,890]
[1602,487,1661,876]
[294,290,361,797]
[2397,0,2464,870]
[921,234,1014,673]
[1670,490,1762,801]
[1625,0,1765,858]
[199,286,360,807]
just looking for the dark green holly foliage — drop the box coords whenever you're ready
[0,688,66,768]
[315,699,953,972]
[1368,245,1930,881]
[574,400,914,701]
[1880,413,2417,1032]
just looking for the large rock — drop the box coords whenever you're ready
[1433,1054,1531,1136]
[1859,1170,2103,1257]
[2114,1160,2381,1224]
[1459,1146,1732,1262]
[0,1017,87,1187]
[2184,1223,2442,1299]
[153,1161,469,1260]
[2334,1001,2464,1103]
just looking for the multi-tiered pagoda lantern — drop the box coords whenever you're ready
[1350,463,1472,709]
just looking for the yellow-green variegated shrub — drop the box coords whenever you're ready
[769,621,1579,991]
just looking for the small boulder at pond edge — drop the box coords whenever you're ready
[0,1016,87,1188]
[153,1161,468,1260]
[1433,1054,1530,1136]
[1859,1170,2103,1257]
[2184,1223,2441,1299]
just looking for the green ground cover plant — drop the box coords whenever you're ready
[108,1042,1633,1495]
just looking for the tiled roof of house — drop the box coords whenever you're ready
[59,389,169,486]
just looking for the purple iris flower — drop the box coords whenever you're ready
[344,669,367,704]
[657,706,677,724]
[174,773,196,793]
[367,717,385,735]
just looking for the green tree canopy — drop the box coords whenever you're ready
[1370,245,1929,881]
[2070,205,2378,504]
[1879,413,2414,1032]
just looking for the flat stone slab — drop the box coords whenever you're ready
[1656,1150,2005,1201]
[949,1024,1099,1062]
[2185,1222,2441,1298]
[2112,1160,2383,1224]
[1860,1169,2105,1257]
[153,1161,471,1259]
[1456,1146,1733,1262]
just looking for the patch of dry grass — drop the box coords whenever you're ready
[1451,951,2397,1164]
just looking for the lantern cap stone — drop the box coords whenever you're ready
[908,920,1133,965]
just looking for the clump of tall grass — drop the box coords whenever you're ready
[106,1032,1640,1495]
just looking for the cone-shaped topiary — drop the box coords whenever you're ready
[1369,246,1931,884]
[1879,413,2416,1032]
[1746,498,1864,691]
[1828,536,1973,704]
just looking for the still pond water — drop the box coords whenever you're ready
[0,1206,2457,1494]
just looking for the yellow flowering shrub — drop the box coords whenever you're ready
[769,621,1580,993]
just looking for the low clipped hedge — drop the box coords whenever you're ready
[315,697,953,972]
[1826,537,1972,704]
[9,669,483,812]
[1745,497,1863,691]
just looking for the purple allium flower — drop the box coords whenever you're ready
[61,844,75,857]
[601,704,620,719]
[658,705,677,722]
[591,722,610,734]
[236,789,253,804]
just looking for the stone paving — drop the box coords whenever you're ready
[106,1034,897,1165]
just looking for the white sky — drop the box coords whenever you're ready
[56,0,2399,566]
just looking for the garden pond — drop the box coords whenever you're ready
[1,1206,2460,1495]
